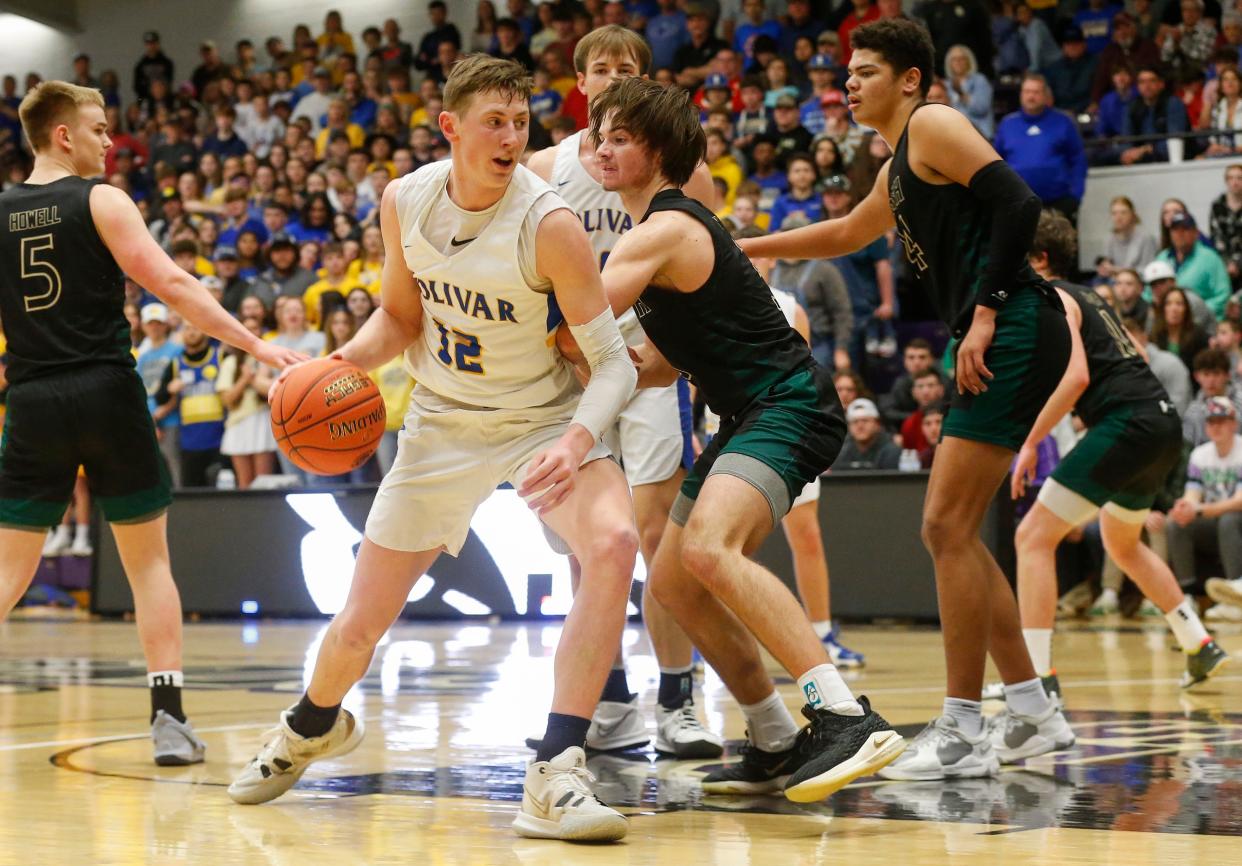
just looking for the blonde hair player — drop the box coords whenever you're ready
[228,56,641,844]
[525,23,723,759]
[0,82,303,764]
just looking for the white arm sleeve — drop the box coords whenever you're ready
[569,307,636,440]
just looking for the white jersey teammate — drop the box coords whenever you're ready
[527,25,722,759]
[230,56,641,844]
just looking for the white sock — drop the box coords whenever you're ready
[942,697,983,737]
[1003,676,1052,718]
[739,691,800,752]
[1096,587,1118,605]
[811,620,832,639]
[1022,628,1054,676]
[51,524,70,542]
[797,663,862,715]
[74,523,89,543]
[1165,598,1211,653]
[147,670,183,688]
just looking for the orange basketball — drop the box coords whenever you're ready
[270,357,386,476]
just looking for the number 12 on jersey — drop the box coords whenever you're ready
[431,316,484,374]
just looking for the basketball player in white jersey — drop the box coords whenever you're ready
[229,56,640,843]
[525,25,722,759]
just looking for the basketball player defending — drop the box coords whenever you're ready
[0,83,304,764]
[229,57,640,843]
[738,19,1074,781]
[1005,210,1228,721]
[590,78,905,803]
[526,25,721,759]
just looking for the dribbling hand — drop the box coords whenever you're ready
[266,352,331,403]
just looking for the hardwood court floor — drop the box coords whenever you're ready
[0,615,1239,865]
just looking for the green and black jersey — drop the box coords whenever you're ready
[0,176,133,385]
[634,189,811,420]
[1054,280,1170,426]
[888,105,1050,337]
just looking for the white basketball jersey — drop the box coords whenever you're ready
[397,161,575,409]
[704,288,798,436]
[550,131,644,345]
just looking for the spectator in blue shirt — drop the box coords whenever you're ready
[1119,65,1190,165]
[734,0,784,64]
[1096,64,1137,148]
[768,154,823,233]
[800,54,840,134]
[1074,0,1123,55]
[782,0,825,56]
[201,106,249,160]
[646,0,689,72]
[993,74,1087,222]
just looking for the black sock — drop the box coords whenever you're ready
[658,667,694,710]
[288,692,341,738]
[599,666,633,704]
[149,681,185,724]
[536,712,591,763]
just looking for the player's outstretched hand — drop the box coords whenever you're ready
[266,353,330,403]
[253,342,310,372]
[520,444,579,515]
[956,311,995,395]
[1010,443,1038,500]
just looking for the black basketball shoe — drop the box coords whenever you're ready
[783,696,906,802]
[700,731,806,795]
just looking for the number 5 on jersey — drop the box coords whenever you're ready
[432,316,485,374]
[20,233,62,312]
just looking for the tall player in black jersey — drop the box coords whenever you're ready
[0,83,302,763]
[739,18,1075,781]
[588,77,905,802]
[1007,210,1229,710]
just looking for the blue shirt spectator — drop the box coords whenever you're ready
[646,1,689,72]
[1074,0,1123,55]
[734,1,784,62]
[1097,84,1136,138]
[769,191,823,235]
[993,79,1088,204]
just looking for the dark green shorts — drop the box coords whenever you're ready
[943,289,1071,452]
[1050,401,1184,512]
[0,365,172,529]
[672,366,845,528]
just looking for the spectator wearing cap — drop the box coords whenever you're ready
[135,303,184,485]
[1156,212,1232,316]
[675,4,728,89]
[993,74,1087,223]
[768,153,823,235]
[148,189,185,247]
[292,68,337,136]
[815,30,845,71]
[211,246,256,315]
[819,173,895,368]
[192,40,227,99]
[700,73,735,119]
[260,233,318,300]
[838,0,881,64]
[768,93,814,169]
[1119,66,1189,166]
[782,0,826,56]
[647,0,690,72]
[1090,11,1160,104]
[1045,27,1098,115]
[800,55,841,135]
[1162,0,1218,70]
[766,216,854,371]
[1168,395,1242,591]
[133,30,174,102]
[816,88,863,165]
[1143,258,1215,332]
[944,44,994,138]
[919,0,995,80]
[833,399,901,470]
[734,0,784,65]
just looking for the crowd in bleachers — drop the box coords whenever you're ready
[5,1,1242,611]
